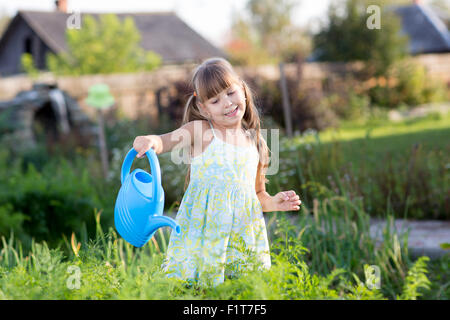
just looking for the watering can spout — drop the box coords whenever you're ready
[146,214,181,237]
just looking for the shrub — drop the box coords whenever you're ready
[398,256,431,300]
[0,149,108,248]
[245,74,339,133]
[368,61,447,108]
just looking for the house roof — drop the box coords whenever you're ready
[393,3,450,54]
[4,10,226,64]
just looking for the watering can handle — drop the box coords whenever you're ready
[120,148,161,200]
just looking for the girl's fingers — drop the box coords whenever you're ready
[278,191,301,209]
[287,191,297,197]
[284,192,300,201]
[279,192,288,201]
[137,152,147,158]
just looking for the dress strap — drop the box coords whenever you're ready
[207,119,216,138]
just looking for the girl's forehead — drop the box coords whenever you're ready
[195,68,241,102]
[209,82,239,97]
[203,86,232,102]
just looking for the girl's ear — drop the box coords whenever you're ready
[196,101,204,112]
[197,101,211,118]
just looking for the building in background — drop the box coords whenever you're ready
[394,1,450,54]
[0,0,226,76]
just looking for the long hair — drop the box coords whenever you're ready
[181,57,270,192]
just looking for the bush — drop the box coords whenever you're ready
[244,74,339,133]
[368,61,447,109]
[0,149,109,248]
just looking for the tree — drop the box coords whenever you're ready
[247,0,298,56]
[313,0,408,76]
[20,53,39,79]
[46,14,161,76]
[225,13,275,66]
[225,0,311,65]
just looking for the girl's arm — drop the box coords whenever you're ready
[134,120,201,157]
[255,170,301,212]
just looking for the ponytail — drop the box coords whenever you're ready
[181,58,271,191]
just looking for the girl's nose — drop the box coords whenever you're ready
[224,96,233,106]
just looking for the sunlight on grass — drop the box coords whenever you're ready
[291,112,450,145]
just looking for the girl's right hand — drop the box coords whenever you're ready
[133,135,159,158]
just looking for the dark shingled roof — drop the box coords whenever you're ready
[15,10,226,64]
[394,4,450,54]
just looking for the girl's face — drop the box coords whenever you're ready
[198,82,246,126]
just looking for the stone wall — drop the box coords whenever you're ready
[0,53,448,122]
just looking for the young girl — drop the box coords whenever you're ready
[132,57,301,286]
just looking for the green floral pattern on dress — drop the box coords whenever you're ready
[162,120,271,286]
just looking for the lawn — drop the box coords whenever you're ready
[274,112,450,220]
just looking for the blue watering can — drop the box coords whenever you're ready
[114,148,181,248]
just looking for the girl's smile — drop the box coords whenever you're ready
[200,82,246,125]
[224,105,239,117]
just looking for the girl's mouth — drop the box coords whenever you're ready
[225,106,238,117]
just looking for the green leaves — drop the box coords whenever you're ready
[20,53,39,79]
[227,0,311,65]
[46,14,162,76]
[0,214,440,299]
[398,256,431,300]
[313,0,408,75]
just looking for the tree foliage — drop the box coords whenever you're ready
[313,0,408,75]
[47,14,161,76]
[226,0,311,65]
[20,53,39,79]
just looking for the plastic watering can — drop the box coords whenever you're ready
[114,148,181,247]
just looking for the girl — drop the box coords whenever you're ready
[133,57,301,286]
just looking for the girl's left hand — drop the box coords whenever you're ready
[272,190,301,212]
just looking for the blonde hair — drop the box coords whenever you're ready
[181,57,270,191]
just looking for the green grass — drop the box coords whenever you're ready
[421,254,450,299]
[291,112,450,160]
[275,112,450,220]
[0,110,448,300]
[321,113,450,166]
[322,112,450,141]
[0,208,435,300]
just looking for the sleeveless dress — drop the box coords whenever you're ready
[161,120,271,286]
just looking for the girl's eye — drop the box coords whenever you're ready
[211,100,218,104]
[228,91,235,95]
